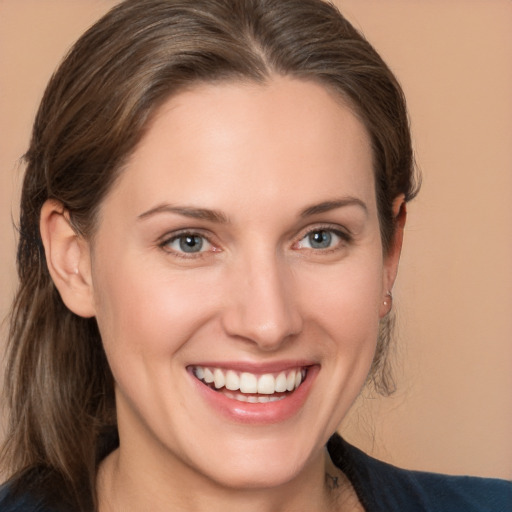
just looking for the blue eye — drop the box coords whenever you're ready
[164,233,210,254]
[296,229,346,250]
[308,230,332,249]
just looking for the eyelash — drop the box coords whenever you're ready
[159,229,217,258]
[159,225,352,258]
[294,225,352,253]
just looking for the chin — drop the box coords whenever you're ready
[201,456,306,491]
[184,430,324,491]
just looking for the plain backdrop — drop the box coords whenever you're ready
[1,0,511,479]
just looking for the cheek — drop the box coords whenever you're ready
[299,256,383,392]
[292,257,384,432]
[91,255,218,366]
[297,256,384,337]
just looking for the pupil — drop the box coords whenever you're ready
[179,235,203,253]
[310,230,331,248]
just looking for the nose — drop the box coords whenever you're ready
[221,251,303,351]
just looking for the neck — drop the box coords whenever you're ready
[97,445,356,512]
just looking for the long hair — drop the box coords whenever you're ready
[2,0,419,509]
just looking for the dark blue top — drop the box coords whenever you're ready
[1,434,511,511]
[0,489,48,512]
[328,434,512,512]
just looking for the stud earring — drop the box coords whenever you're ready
[383,291,393,308]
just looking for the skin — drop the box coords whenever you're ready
[41,76,404,511]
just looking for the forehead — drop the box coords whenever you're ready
[105,76,376,219]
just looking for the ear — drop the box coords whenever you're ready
[380,195,407,317]
[40,200,96,318]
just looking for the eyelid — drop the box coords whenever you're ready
[293,224,353,250]
[299,223,352,240]
[158,228,220,257]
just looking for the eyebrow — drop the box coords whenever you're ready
[300,197,368,217]
[138,197,367,223]
[138,204,229,223]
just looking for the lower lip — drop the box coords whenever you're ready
[189,366,319,425]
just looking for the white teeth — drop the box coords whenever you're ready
[192,365,307,397]
[240,372,258,393]
[203,368,214,383]
[275,372,287,392]
[213,368,225,389]
[286,371,296,391]
[295,371,302,388]
[225,370,240,391]
[257,374,276,394]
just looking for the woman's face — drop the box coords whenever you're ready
[87,77,400,489]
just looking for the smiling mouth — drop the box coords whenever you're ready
[191,366,308,403]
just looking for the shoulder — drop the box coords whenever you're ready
[0,483,46,512]
[0,478,69,512]
[328,434,512,512]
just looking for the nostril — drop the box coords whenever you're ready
[221,262,302,347]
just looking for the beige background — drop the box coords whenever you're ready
[1,1,511,479]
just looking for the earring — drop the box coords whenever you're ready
[383,291,393,308]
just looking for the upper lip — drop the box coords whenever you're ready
[186,360,317,374]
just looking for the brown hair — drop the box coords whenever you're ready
[2,0,419,509]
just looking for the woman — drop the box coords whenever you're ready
[0,0,510,511]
